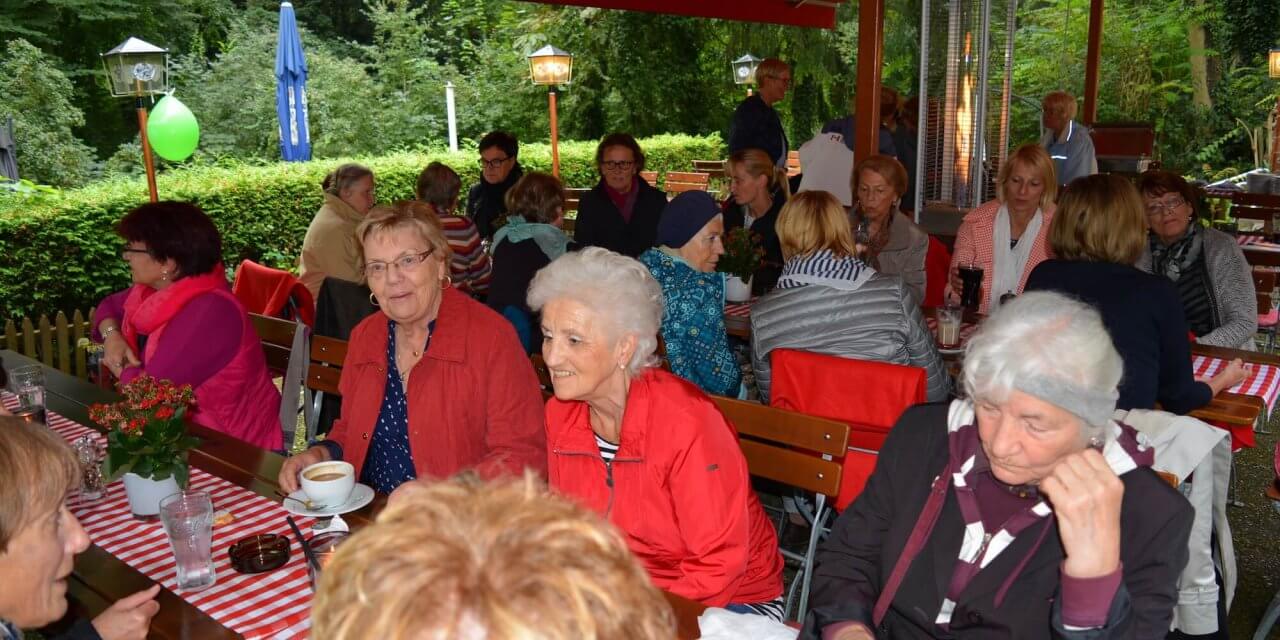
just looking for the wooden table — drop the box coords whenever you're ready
[1187,343,1278,430]
[5,350,706,639]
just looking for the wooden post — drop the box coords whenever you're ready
[549,88,560,178]
[1082,0,1104,125]
[135,80,159,202]
[853,0,886,166]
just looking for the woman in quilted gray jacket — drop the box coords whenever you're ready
[751,190,948,403]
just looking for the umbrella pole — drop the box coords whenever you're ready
[134,81,159,203]
[549,87,560,178]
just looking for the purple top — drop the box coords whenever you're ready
[94,289,244,388]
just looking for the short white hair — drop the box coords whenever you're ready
[527,247,664,375]
[963,291,1123,438]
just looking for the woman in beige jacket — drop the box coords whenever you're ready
[299,163,376,297]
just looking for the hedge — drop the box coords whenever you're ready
[0,134,723,318]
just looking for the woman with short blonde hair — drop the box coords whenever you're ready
[356,201,450,272]
[948,143,1058,313]
[1025,174,1247,414]
[851,154,929,301]
[312,475,676,640]
[752,190,948,402]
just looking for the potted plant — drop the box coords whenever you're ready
[718,227,764,302]
[89,375,199,520]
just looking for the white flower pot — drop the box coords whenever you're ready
[122,472,181,520]
[725,275,753,302]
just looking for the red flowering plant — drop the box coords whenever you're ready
[88,374,200,488]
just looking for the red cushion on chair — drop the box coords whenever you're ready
[770,349,927,511]
[232,260,316,327]
[1259,307,1278,328]
[924,236,952,307]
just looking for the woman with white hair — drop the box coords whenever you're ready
[531,247,786,618]
[801,291,1193,640]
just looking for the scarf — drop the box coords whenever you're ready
[492,215,569,262]
[1150,224,1203,282]
[991,205,1042,308]
[775,249,872,291]
[604,178,641,224]
[121,268,229,359]
[856,210,895,270]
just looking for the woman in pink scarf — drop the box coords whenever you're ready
[93,202,283,450]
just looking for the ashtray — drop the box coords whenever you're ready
[229,534,291,574]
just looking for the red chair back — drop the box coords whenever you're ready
[924,235,951,307]
[770,348,926,510]
[232,260,316,327]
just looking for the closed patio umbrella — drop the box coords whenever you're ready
[0,116,18,181]
[275,1,311,162]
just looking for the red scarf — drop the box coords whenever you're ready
[121,268,228,358]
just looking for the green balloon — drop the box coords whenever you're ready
[146,95,200,162]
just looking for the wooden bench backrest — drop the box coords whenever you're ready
[307,335,347,396]
[563,187,592,213]
[787,150,801,176]
[692,160,726,178]
[640,170,659,184]
[711,396,847,497]
[249,313,299,373]
[664,171,711,195]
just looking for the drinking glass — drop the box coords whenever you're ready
[958,264,984,310]
[936,305,963,348]
[160,491,217,591]
[8,364,46,424]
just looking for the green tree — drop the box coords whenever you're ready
[0,38,96,187]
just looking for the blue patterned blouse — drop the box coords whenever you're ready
[360,318,433,494]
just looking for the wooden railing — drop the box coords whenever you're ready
[3,308,97,380]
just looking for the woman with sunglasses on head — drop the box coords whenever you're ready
[1135,171,1256,350]
[277,201,546,497]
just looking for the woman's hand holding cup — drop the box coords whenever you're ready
[277,446,331,495]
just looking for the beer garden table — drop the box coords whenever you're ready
[1,350,706,640]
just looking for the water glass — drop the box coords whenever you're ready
[936,305,963,348]
[160,491,217,591]
[71,435,106,502]
[8,364,46,424]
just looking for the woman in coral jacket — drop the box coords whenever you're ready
[530,247,785,619]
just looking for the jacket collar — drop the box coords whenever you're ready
[550,369,659,459]
[350,288,470,367]
[322,192,364,225]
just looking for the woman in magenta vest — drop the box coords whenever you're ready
[93,201,283,451]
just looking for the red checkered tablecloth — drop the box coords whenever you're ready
[1237,235,1280,249]
[724,301,754,318]
[1191,356,1280,419]
[2,394,315,639]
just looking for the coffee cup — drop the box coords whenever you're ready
[299,461,355,510]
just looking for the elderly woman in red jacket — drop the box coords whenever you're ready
[529,247,785,619]
[278,201,546,496]
[947,144,1057,313]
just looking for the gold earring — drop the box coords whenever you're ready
[441,274,453,289]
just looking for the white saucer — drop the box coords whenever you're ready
[283,484,375,517]
[937,344,965,356]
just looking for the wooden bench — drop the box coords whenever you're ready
[787,150,801,176]
[303,335,347,439]
[663,171,711,196]
[563,187,591,213]
[692,160,726,179]
[1230,192,1280,237]
[640,170,659,185]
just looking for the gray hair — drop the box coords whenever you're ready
[527,247,664,375]
[963,291,1123,438]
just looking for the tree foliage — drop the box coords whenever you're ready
[0,38,96,187]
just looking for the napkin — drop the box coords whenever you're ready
[697,608,798,640]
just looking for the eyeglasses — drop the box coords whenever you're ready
[363,249,435,278]
[120,248,152,260]
[1145,198,1186,218]
[601,160,635,172]
[479,156,511,170]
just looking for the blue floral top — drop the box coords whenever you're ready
[360,319,432,494]
[639,248,741,396]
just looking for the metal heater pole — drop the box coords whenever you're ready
[914,0,931,221]
[972,0,995,208]
[549,87,560,178]
[135,81,158,203]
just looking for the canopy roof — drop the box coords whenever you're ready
[521,0,845,29]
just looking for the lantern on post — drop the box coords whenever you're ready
[732,54,762,96]
[528,45,573,178]
[101,37,170,202]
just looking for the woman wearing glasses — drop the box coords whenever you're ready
[93,201,283,450]
[278,201,546,496]
[1135,171,1257,349]
[466,131,524,240]
[574,133,668,258]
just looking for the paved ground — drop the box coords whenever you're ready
[1227,414,1279,639]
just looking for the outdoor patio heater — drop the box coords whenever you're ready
[914,0,1018,215]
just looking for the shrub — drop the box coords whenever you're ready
[0,134,722,318]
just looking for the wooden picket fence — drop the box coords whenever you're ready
[3,308,97,380]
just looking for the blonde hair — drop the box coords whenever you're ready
[0,417,79,552]
[853,154,909,198]
[777,190,857,260]
[1048,174,1147,264]
[1042,91,1078,120]
[726,148,791,199]
[355,201,451,280]
[996,144,1058,209]
[311,474,675,640]
[322,163,373,196]
[755,58,790,81]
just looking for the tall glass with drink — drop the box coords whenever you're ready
[8,365,46,424]
[936,305,963,349]
[160,490,217,591]
[959,263,984,310]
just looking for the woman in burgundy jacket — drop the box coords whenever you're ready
[278,201,546,496]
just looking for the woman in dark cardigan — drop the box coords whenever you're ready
[802,292,1192,640]
[1024,174,1246,414]
[574,133,668,258]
